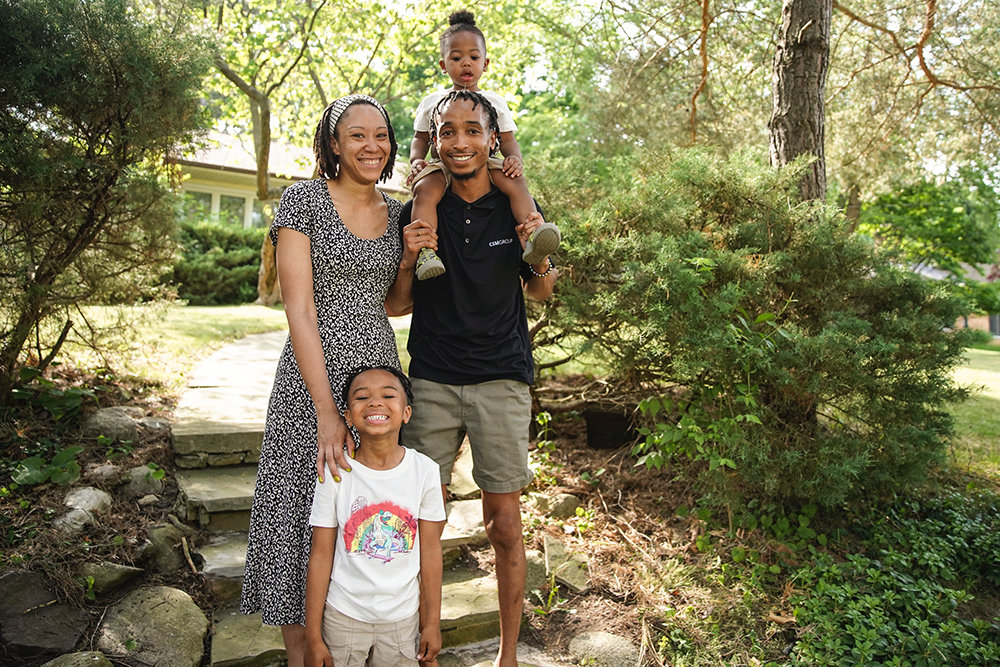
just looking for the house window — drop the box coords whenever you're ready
[220,195,247,227]
[990,314,999,337]
[181,191,211,220]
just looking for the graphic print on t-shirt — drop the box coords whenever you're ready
[342,496,418,563]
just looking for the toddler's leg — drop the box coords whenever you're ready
[412,171,447,280]
[490,168,561,265]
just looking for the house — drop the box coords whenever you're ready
[174,131,408,228]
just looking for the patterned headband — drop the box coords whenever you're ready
[326,94,390,136]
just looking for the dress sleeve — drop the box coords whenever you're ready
[268,180,315,247]
[308,464,339,528]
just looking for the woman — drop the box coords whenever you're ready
[240,94,418,666]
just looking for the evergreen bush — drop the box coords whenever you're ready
[168,220,265,305]
[538,150,971,506]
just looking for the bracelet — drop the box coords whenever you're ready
[529,257,554,278]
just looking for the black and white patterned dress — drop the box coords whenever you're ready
[240,178,403,626]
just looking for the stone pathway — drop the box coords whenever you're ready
[173,327,576,667]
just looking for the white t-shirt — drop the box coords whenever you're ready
[309,447,446,623]
[413,89,517,134]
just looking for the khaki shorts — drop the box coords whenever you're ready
[411,156,506,187]
[406,378,533,494]
[322,604,419,666]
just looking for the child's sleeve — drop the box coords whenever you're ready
[413,94,436,134]
[418,459,446,522]
[484,91,518,134]
[308,463,339,528]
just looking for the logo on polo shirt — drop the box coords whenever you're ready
[489,238,516,247]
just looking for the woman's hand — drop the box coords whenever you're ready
[315,406,354,482]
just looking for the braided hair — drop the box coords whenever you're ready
[439,9,487,56]
[341,365,415,407]
[429,89,501,156]
[312,94,397,181]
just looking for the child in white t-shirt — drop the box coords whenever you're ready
[408,9,561,280]
[304,366,446,667]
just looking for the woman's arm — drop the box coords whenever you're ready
[276,227,355,479]
[416,519,444,664]
[304,526,336,667]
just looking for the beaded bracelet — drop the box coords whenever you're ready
[529,257,554,278]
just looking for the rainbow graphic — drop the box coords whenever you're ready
[342,498,417,563]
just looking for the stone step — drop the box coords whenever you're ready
[172,331,285,469]
[209,569,507,666]
[176,465,256,533]
[195,498,489,603]
[178,444,482,534]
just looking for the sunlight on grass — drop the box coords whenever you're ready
[950,348,1000,479]
[60,304,288,395]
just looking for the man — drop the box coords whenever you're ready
[395,89,557,667]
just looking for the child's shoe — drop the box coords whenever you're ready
[416,247,446,280]
[522,222,561,265]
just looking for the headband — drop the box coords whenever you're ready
[326,94,390,136]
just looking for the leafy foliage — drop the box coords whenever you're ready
[858,167,1000,276]
[0,0,209,401]
[167,220,266,305]
[790,490,1000,665]
[543,149,971,506]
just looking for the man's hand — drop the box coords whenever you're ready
[315,407,353,483]
[406,160,428,188]
[501,154,523,178]
[515,211,545,250]
[402,219,438,269]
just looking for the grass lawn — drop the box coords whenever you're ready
[950,347,1000,480]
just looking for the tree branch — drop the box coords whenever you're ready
[688,0,713,145]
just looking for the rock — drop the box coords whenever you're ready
[138,523,187,573]
[207,452,246,467]
[122,464,164,497]
[449,440,480,500]
[65,487,113,513]
[0,570,89,660]
[76,561,144,596]
[82,407,139,443]
[41,651,113,667]
[84,463,123,484]
[96,586,208,667]
[138,416,170,433]
[568,631,640,667]
[442,499,488,547]
[210,608,285,666]
[137,494,159,506]
[54,508,94,535]
[525,549,548,602]
[543,535,590,594]
[528,492,581,520]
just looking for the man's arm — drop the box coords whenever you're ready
[304,527,336,666]
[385,209,437,316]
[417,519,444,664]
[516,212,558,301]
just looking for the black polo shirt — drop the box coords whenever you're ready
[403,187,536,386]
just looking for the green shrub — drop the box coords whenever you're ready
[168,219,265,305]
[540,149,971,506]
[790,491,1000,665]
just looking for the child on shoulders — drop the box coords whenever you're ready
[408,9,561,281]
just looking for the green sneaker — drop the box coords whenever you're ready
[522,222,561,265]
[416,247,446,280]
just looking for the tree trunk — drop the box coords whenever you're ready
[767,0,832,202]
[255,236,282,306]
[844,182,862,231]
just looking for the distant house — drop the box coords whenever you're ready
[916,262,1000,337]
[174,131,408,228]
